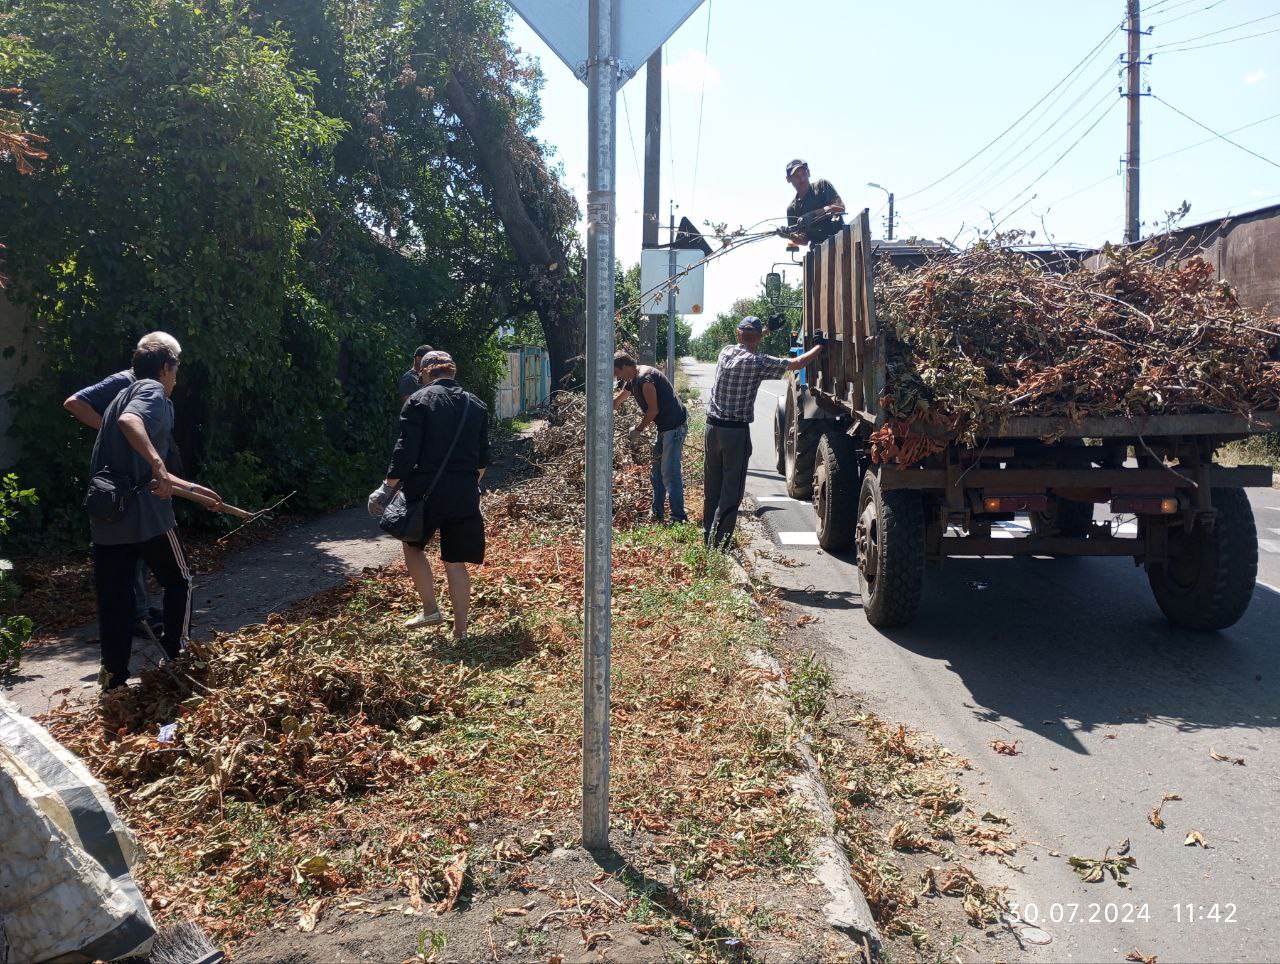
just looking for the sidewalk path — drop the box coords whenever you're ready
[3,508,402,716]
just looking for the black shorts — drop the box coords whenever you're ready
[406,509,485,564]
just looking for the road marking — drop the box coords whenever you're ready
[1268,527,1280,537]
[755,495,799,502]
[777,531,820,546]
[1259,538,1280,554]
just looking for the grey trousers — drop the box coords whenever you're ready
[703,423,752,549]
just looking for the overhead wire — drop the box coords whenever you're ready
[1148,9,1280,48]
[620,87,642,182]
[1147,0,1229,30]
[1152,95,1280,171]
[899,19,1123,201]
[988,97,1124,224]
[1151,24,1280,52]
[917,54,1123,218]
[690,0,713,213]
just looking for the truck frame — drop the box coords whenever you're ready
[775,210,1279,629]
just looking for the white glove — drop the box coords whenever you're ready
[367,482,396,517]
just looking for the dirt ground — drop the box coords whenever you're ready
[232,821,859,964]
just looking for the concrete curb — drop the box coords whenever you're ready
[724,555,882,955]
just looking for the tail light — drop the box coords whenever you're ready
[983,495,1048,512]
[1111,495,1179,515]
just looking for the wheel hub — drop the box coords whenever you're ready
[856,503,879,576]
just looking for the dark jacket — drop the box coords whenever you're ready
[388,380,490,506]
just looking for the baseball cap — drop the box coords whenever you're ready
[737,316,764,333]
[785,159,808,179]
[421,350,454,366]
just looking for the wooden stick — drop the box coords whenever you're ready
[170,485,256,519]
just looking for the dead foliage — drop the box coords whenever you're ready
[39,420,805,951]
[1126,950,1159,964]
[988,739,1020,756]
[1147,791,1181,830]
[1068,847,1138,887]
[484,392,701,528]
[815,710,1012,954]
[1209,747,1245,766]
[871,240,1280,464]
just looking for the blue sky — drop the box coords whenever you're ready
[508,0,1280,329]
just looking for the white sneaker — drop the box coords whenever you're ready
[404,610,444,629]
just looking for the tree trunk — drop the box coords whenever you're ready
[443,73,584,388]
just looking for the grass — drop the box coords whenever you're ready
[45,520,815,951]
[1218,434,1280,483]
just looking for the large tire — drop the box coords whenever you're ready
[1147,487,1258,631]
[784,379,823,500]
[814,432,861,550]
[774,396,787,476]
[1030,497,1095,538]
[855,469,925,627]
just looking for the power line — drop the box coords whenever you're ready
[663,45,675,192]
[1041,109,1280,211]
[899,19,1122,201]
[1152,24,1280,52]
[690,0,713,213]
[918,59,1121,218]
[620,87,642,182]
[1152,95,1280,170]
[1148,9,1280,48]
[988,97,1123,222]
[1147,0,1228,30]
[1146,110,1280,163]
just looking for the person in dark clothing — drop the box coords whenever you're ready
[88,336,223,691]
[398,344,434,403]
[370,351,489,640]
[785,159,845,246]
[64,331,182,638]
[612,353,688,523]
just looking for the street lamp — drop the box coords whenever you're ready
[867,182,895,241]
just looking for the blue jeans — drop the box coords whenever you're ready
[651,423,688,522]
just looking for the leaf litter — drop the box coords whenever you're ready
[39,402,819,958]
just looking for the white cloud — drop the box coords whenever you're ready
[1244,69,1266,85]
[664,50,721,93]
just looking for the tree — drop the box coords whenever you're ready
[690,278,801,361]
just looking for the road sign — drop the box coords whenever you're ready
[640,248,704,314]
[507,0,705,84]
[506,0,707,853]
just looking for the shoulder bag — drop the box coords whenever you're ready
[379,393,473,543]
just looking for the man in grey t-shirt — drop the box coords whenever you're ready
[89,336,223,691]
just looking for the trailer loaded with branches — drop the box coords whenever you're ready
[775,211,1280,629]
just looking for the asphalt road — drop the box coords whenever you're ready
[687,360,1280,964]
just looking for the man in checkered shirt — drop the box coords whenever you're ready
[704,316,824,549]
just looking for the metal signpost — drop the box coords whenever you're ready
[505,0,706,851]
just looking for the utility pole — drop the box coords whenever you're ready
[666,203,677,379]
[582,0,616,852]
[1124,0,1141,244]
[886,192,895,241]
[640,51,662,364]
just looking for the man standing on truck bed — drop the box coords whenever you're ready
[785,159,845,246]
[704,317,824,549]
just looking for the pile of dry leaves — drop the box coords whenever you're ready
[484,392,683,527]
[871,241,1280,464]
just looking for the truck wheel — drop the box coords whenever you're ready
[1147,487,1258,631]
[1030,497,1094,538]
[815,432,860,550]
[774,396,786,476]
[856,470,925,628]
[784,380,822,500]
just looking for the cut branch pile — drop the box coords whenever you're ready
[484,391,663,527]
[871,241,1280,465]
